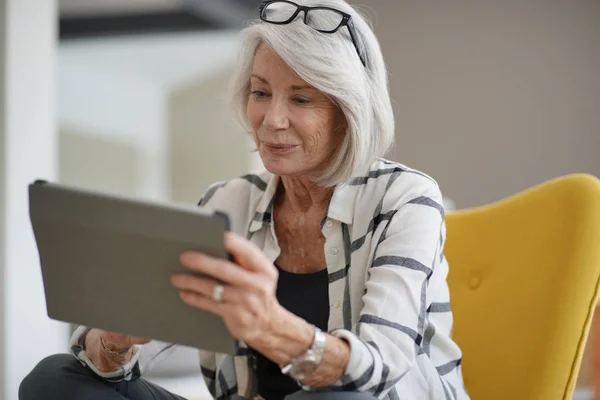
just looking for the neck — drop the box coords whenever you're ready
[278,175,334,212]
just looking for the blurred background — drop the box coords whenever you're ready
[1,0,599,399]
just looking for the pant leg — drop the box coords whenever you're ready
[285,392,377,400]
[19,353,186,400]
[125,378,188,400]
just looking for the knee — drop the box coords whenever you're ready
[19,353,79,399]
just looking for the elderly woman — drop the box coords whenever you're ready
[20,1,469,399]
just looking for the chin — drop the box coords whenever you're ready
[260,157,301,177]
[262,162,295,177]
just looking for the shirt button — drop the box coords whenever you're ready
[330,247,339,255]
[334,301,341,309]
[325,220,334,228]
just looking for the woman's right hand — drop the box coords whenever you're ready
[84,329,150,372]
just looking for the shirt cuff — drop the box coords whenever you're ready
[70,326,142,382]
[329,328,374,386]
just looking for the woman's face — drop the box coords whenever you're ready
[247,43,346,179]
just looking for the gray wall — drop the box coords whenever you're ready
[0,0,6,394]
[362,0,600,208]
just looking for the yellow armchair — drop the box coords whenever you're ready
[445,174,600,400]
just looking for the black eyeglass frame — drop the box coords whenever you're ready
[258,0,366,67]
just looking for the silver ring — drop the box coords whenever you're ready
[212,284,225,303]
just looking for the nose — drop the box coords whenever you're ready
[262,97,290,131]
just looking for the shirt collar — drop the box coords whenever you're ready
[248,173,278,233]
[248,174,360,233]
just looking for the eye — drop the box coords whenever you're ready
[294,96,309,105]
[251,90,269,99]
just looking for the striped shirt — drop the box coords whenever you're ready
[71,158,469,399]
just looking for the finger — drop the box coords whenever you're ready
[224,232,277,278]
[179,252,257,289]
[171,274,233,303]
[172,272,270,310]
[179,290,231,317]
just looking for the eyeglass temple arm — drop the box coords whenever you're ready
[345,21,366,66]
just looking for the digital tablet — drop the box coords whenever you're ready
[28,180,237,354]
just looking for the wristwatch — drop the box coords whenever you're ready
[280,325,326,381]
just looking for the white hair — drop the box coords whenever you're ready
[229,0,395,186]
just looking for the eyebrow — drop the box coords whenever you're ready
[250,74,313,91]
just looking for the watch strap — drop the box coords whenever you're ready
[280,325,326,378]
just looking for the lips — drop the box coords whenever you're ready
[265,143,296,149]
[261,141,299,154]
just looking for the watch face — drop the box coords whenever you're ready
[291,358,319,380]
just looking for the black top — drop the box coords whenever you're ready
[252,264,329,400]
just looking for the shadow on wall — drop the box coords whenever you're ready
[59,128,142,197]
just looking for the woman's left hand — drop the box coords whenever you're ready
[170,231,281,345]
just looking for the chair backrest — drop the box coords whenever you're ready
[445,174,600,400]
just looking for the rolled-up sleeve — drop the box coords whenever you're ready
[329,180,457,398]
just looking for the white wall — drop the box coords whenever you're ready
[57,31,245,202]
[1,1,69,400]
[0,1,7,394]
[58,31,241,93]
[58,63,169,200]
